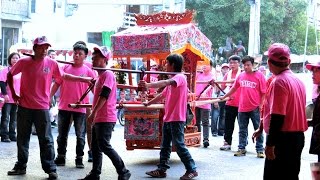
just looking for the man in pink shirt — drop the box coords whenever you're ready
[221,56,266,158]
[219,55,241,151]
[6,36,62,179]
[195,62,214,148]
[6,36,91,180]
[140,54,198,180]
[79,46,131,180]
[261,43,308,179]
[50,43,96,168]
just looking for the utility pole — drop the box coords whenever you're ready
[303,0,319,72]
[247,0,260,57]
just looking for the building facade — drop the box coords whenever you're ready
[0,0,30,66]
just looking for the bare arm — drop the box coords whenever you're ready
[146,79,176,89]
[7,72,19,102]
[220,86,237,100]
[50,82,60,100]
[144,93,165,106]
[91,96,107,115]
[63,73,93,83]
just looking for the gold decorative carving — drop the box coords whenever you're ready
[135,10,194,25]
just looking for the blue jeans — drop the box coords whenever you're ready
[15,106,56,173]
[0,103,18,139]
[91,122,128,176]
[57,110,86,157]
[210,104,220,135]
[238,107,264,152]
[158,122,196,172]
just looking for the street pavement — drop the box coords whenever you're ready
[0,122,316,180]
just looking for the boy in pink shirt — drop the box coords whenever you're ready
[140,53,198,180]
[50,43,96,168]
[0,52,21,142]
[79,46,131,180]
[195,62,214,148]
[221,56,266,157]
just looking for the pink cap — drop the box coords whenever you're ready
[33,36,51,46]
[93,46,112,60]
[306,61,320,71]
[267,43,290,63]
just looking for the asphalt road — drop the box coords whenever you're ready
[0,122,316,180]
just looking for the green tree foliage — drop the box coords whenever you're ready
[186,0,315,55]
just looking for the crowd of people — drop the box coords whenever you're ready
[0,35,319,180]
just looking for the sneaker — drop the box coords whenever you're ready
[180,171,198,180]
[54,155,66,166]
[1,138,11,142]
[118,170,131,180]
[257,151,265,158]
[212,133,218,137]
[146,169,167,178]
[88,150,93,162]
[203,140,209,148]
[9,136,17,142]
[78,172,100,180]
[48,172,58,180]
[75,157,84,168]
[7,166,26,175]
[51,121,57,128]
[234,149,247,157]
[220,142,231,151]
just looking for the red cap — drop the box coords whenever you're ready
[267,43,290,63]
[306,61,320,71]
[93,46,111,60]
[33,36,51,46]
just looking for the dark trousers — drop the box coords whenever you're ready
[56,110,86,157]
[223,105,239,145]
[15,106,56,173]
[91,122,128,176]
[195,107,210,140]
[218,101,226,134]
[0,103,18,139]
[264,132,304,180]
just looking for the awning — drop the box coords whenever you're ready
[111,23,213,64]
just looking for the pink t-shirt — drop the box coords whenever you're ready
[161,74,187,122]
[92,70,117,123]
[233,71,267,112]
[262,70,308,134]
[223,73,240,107]
[55,64,96,113]
[10,56,62,109]
[195,72,213,109]
[312,84,319,100]
[0,67,21,104]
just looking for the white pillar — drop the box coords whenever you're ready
[248,0,260,56]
